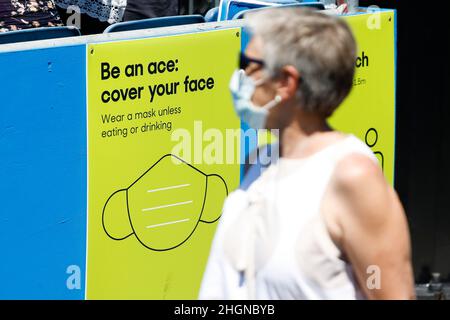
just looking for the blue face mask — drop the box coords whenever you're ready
[229,70,282,130]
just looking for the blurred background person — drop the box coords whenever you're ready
[55,0,180,34]
[55,0,125,34]
[199,7,415,300]
[122,0,178,21]
[0,0,63,32]
[179,0,215,16]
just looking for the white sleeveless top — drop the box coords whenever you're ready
[199,135,379,300]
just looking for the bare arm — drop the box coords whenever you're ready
[329,154,415,300]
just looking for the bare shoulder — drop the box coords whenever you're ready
[330,153,403,224]
[326,155,413,300]
[333,153,386,194]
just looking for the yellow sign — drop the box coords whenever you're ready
[86,11,396,299]
[86,29,241,299]
[330,12,396,184]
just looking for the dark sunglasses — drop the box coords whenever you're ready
[239,52,265,71]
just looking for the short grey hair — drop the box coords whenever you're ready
[246,7,357,118]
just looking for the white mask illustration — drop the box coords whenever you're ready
[102,154,228,251]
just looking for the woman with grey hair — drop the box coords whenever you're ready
[199,7,414,300]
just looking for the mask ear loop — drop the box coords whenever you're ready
[252,71,282,111]
[102,189,134,241]
[262,95,282,111]
[199,174,229,224]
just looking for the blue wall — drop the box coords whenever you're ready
[0,45,87,299]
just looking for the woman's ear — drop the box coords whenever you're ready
[276,65,300,101]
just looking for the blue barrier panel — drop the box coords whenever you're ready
[0,45,87,299]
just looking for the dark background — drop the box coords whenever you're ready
[179,0,217,15]
[360,0,450,283]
